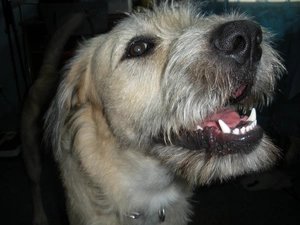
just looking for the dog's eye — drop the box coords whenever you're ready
[127,41,153,58]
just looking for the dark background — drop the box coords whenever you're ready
[0,0,299,224]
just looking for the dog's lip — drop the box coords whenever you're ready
[194,125,263,155]
[233,84,247,98]
[230,83,251,103]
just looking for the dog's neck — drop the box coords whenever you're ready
[112,151,191,224]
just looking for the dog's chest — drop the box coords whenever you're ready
[121,187,181,225]
[116,155,191,225]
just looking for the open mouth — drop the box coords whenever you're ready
[154,83,264,156]
[193,107,263,155]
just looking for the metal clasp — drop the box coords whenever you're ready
[128,212,141,219]
[158,208,165,223]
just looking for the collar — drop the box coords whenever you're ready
[128,208,166,223]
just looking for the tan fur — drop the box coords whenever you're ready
[27,2,284,225]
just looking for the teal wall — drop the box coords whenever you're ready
[199,2,300,40]
[198,2,300,99]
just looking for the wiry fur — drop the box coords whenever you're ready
[44,2,283,225]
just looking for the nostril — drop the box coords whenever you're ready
[231,35,247,55]
[212,20,263,64]
[214,33,246,53]
[233,36,246,50]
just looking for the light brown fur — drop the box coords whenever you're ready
[24,1,284,225]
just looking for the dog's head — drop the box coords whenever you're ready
[46,2,284,185]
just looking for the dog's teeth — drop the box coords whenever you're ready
[196,125,203,130]
[232,120,258,135]
[232,128,239,135]
[218,120,231,134]
[247,108,256,122]
[246,126,250,132]
[250,120,257,130]
[240,127,246,134]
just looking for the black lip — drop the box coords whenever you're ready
[153,125,263,156]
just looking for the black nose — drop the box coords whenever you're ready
[212,20,263,64]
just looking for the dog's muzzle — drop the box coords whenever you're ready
[154,20,266,156]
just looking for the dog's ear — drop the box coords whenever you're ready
[61,35,112,111]
[64,53,96,109]
[45,45,100,154]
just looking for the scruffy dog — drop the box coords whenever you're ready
[22,1,283,225]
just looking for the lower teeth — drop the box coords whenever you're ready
[232,120,257,135]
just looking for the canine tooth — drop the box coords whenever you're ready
[250,120,257,129]
[247,108,256,122]
[196,125,203,130]
[218,120,231,134]
[240,127,246,134]
[232,128,239,135]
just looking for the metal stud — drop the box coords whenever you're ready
[158,208,166,223]
[128,212,141,219]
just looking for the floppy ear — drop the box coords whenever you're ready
[45,45,99,155]
[63,52,95,109]
[60,35,111,111]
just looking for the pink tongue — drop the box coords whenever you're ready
[201,108,248,128]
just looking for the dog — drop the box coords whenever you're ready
[22,1,284,225]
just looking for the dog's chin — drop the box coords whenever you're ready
[151,114,277,185]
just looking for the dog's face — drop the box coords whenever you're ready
[48,3,283,186]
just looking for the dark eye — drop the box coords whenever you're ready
[127,40,154,58]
